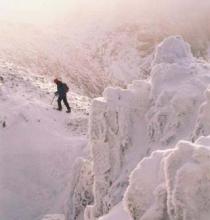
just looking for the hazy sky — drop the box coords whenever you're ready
[0,0,73,22]
[0,0,121,24]
[0,0,210,25]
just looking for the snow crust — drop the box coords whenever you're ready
[67,36,210,220]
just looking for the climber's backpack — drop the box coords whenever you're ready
[63,83,69,93]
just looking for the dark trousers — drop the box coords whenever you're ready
[57,95,71,111]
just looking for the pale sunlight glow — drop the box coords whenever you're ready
[0,0,123,23]
[0,0,79,23]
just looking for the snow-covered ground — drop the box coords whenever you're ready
[0,60,90,220]
[1,1,210,219]
[2,33,210,220]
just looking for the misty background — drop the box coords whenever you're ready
[1,0,210,96]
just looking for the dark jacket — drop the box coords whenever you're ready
[56,81,67,97]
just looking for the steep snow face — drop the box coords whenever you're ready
[0,61,90,220]
[76,36,210,220]
[124,138,210,220]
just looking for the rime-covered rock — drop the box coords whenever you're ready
[67,36,210,220]
[65,158,94,220]
[124,139,210,220]
[152,36,193,65]
[85,81,151,219]
[147,36,210,147]
[192,89,210,141]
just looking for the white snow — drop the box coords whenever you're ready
[152,36,193,65]
[2,29,210,220]
[0,60,90,220]
[41,214,65,220]
[124,138,210,220]
[98,203,131,220]
[79,36,210,220]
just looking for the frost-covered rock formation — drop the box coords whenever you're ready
[152,36,193,65]
[65,158,94,220]
[66,36,210,220]
[84,81,151,219]
[147,36,209,148]
[124,138,210,220]
[192,89,210,141]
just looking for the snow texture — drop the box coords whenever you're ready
[65,158,94,220]
[0,60,90,220]
[84,80,151,220]
[0,21,149,97]
[152,36,193,65]
[124,139,210,220]
[78,36,210,220]
[2,33,210,220]
[41,214,65,220]
[98,203,131,220]
[192,89,210,141]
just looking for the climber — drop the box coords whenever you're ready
[53,78,71,113]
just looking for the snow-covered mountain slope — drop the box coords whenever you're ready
[0,20,153,97]
[0,60,90,220]
[64,36,210,220]
[2,35,210,220]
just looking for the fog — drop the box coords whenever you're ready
[1,0,210,26]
